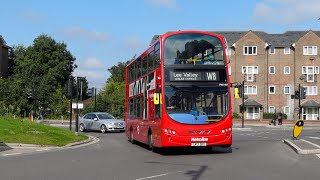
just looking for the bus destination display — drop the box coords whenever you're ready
[170,71,220,81]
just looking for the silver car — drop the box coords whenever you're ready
[79,112,125,133]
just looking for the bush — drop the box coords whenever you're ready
[263,112,287,119]
[232,112,241,118]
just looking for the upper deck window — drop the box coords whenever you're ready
[164,34,225,65]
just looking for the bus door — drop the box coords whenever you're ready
[148,90,156,120]
[148,90,162,120]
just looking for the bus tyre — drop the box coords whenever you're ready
[101,124,107,133]
[129,128,135,144]
[148,133,155,152]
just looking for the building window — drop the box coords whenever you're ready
[242,66,259,74]
[244,85,257,95]
[269,86,275,94]
[242,66,258,82]
[284,86,290,94]
[284,47,290,54]
[269,47,275,54]
[269,106,276,113]
[269,66,275,74]
[306,86,318,95]
[302,66,319,82]
[303,46,317,55]
[283,106,290,114]
[243,46,257,55]
[284,66,290,74]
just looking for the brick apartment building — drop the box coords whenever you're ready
[150,30,320,120]
[215,30,320,120]
[0,35,9,78]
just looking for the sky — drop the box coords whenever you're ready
[2,0,320,90]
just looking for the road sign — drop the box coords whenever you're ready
[72,103,84,109]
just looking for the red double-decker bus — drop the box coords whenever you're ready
[125,30,232,151]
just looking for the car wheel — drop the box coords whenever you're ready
[129,128,135,144]
[101,124,107,133]
[79,123,86,132]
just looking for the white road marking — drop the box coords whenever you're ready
[302,140,320,148]
[307,136,320,140]
[136,171,183,180]
[2,153,21,156]
[316,154,320,159]
[36,148,50,152]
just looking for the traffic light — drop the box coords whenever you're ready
[294,90,300,99]
[238,85,243,98]
[234,85,243,99]
[234,86,240,99]
[87,87,94,97]
[27,89,33,101]
[300,87,307,99]
[67,78,73,98]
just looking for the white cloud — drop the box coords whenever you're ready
[253,0,320,24]
[150,0,177,9]
[83,57,104,69]
[73,68,107,89]
[73,57,109,89]
[123,37,148,52]
[61,27,108,42]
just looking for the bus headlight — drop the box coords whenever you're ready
[164,128,176,135]
[221,127,232,134]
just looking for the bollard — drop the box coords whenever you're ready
[293,119,304,140]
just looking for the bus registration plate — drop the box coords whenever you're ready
[191,142,207,146]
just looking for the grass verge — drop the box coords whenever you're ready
[0,117,88,147]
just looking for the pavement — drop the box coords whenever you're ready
[233,119,320,155]
[0,135,98,157]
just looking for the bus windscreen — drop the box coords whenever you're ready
[164,85,229,125]
[164,34,225,65]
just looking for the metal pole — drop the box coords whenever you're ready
[94,88,97,112]
[242,80,245,128]
[75,77,79,133]
[69,77,73,131]
[298,83,301,119]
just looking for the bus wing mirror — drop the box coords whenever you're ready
[153,93,162,105]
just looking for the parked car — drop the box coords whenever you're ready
[79,112,125,133]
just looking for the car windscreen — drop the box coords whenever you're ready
[97,113,115,119]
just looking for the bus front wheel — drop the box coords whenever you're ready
[129,128,135,144]
[148,132,155,152]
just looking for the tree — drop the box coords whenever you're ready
[90,81,125,118]
[107,61,130,83]
[0,34,77,117]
